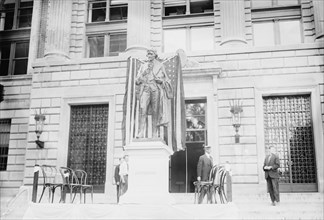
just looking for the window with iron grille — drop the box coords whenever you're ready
[68,104,109,192]
[0,119,11,171]
[0,0,32,76]
[263,95,317,192]
[251,0,303,46]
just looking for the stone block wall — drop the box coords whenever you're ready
[23,57,127,191]
[0,76,32,195]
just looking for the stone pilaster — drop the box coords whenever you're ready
[313,0,324,41]
[44,0,72,60]
[219,0,247,46]
[125,0,151,57]
[27,0,42,73]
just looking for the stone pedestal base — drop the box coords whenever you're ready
[119,140,175,205]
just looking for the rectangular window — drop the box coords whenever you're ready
[88,36,105,58]
[251,0,302,46]
[253,22,275,46]
[0,119,11,171]
[164,28,186,53]
[279,20,301,45]
[87,33,126,57]
[0,0,33,31]
[190,26,213,51]
[163,0,213,16]
[253,19,302,46]
[251,0,299,8]
[163,26,213,52]
[88,0,127,22]
[0,41,29,76]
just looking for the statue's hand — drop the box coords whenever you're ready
[136,79,142,85]
[155,78,163,84]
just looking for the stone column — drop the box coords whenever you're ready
[27,0,42,73]
[125,0,151,57]
[219,0,247,46]
[44,0,72,60]
[313,0,324,41]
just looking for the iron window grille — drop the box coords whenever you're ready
[0,119,11,171]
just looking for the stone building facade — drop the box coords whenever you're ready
[0,0,323,199]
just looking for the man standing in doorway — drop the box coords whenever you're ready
[119,154,129,196]
[263,146,280,206]
[197,145,213,204]
[114,157,123,203]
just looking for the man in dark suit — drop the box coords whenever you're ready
[114,158,122,203]
[263,146,280,206]
[197,145,213,204]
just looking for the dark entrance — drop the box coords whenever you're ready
[170,99,206,193]
[68,104,109,193]
[263,95,317,192]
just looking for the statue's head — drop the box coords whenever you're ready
[147,48,158,60]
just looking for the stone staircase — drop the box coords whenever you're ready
[1,190,323,220]
[172,192,324,220]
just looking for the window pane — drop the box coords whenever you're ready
[109,34,126,56]
[110,6,127,20]
[164,29,186,53]
[0,44,11,59]
[190,0,213,14]
[279,20,301,45]
[15,42,29,58]
[90,2,106,22]
[88,36,104,57]
[277,0,299,6]
[13,59,28,75]
[164,5,186,16]
[253,22,275,46]
[0,60,10,76]
[251,0,272,8]
[18,8,33,28]
[191,26,213,51]
[3,8,14,30]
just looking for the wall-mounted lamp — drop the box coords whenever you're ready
[34,109,46,148]
[230,99,243,143]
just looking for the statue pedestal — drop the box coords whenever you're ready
[119,139,176,205]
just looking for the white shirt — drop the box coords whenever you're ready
[119,161,128,176]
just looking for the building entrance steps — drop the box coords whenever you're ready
[1,192,323,220]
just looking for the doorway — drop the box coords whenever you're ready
[263,95,317,192]
[67,104,109,193]
[170,99,207,193]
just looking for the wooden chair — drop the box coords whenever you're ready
[193,180,213,204]
[209,165,227,203]
[74,169,94,203]
[59,167,81,203]
[38,165,63,203]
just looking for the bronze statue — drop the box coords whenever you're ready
[135,49,173,138]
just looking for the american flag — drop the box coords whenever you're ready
[122,55,186,152]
